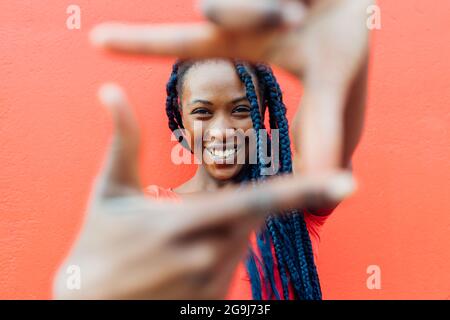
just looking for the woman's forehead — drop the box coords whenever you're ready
[182,60,244,96]
[181,60,260,103]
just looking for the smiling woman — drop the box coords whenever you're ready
[170,59,260,181]
[146,58,340,300]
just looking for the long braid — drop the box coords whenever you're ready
[235,62,282,300]
[246,247,263,300]
[254,64,321,299]
[266,219,290,299]
[297,212,323,298]
[235,62,309,300]
[165,62,183,132]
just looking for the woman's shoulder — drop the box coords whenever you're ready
[144,184,182,201]
[303,205,337,242]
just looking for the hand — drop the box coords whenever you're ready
[53,84,355,299]
[90,0,372,174]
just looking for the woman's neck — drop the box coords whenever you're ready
[173,165,236,195]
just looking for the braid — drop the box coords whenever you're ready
[246,63,322,300]
[235,63,268,171]
[246,247,263,300]
[261,65,322,298]
[266,219,290,299]
[256,229,281,300]
[292,211,313,298]
[297,212,323,298]
[165,62,183,132]
[254,64,292,173]
[235,62,281,299]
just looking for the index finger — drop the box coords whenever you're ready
[178,171,355,233]
[90,22,226,59]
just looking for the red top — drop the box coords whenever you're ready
[144,184,334,299]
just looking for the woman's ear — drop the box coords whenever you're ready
[175,106,193,153]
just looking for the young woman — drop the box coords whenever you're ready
[144,58,341,299]
[53,74,354,300]
[146,59,338,299]
[94,0,371,299]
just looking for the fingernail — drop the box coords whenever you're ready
[90,25,113,46]
[98,83,125,108]
[327,173,356,201]
[282,1,307,27]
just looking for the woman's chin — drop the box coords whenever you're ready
[207,163,243,181]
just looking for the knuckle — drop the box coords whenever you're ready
[189,244,219,272]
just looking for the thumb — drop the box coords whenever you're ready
[95,83,142,198]
[295,70,350,173]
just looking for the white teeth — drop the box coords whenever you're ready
[206,147,238,159]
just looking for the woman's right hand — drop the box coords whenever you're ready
[53,84,355,299]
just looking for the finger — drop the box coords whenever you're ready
[188,231,251,299]
[173,213,261,246]
[295,74,349,173]
[173,226,250,285]
[95,83,142,198]
[90,22,225,59]
[179,171,355,232]
[200,0,307,31]
[205,234,250,298]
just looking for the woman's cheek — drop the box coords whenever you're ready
[182,121,204,157]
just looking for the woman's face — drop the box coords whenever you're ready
[179,60,262,181]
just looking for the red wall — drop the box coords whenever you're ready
[1,0,449,299]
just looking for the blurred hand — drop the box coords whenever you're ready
[53,84,355,299]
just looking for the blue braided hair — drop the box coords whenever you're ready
[164,59,322,300]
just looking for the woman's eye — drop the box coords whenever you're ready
[191,108,211,115]
[232,105,251,114]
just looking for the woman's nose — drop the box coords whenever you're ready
[205,116,236,144]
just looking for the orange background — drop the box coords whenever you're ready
[1,1,449,299]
